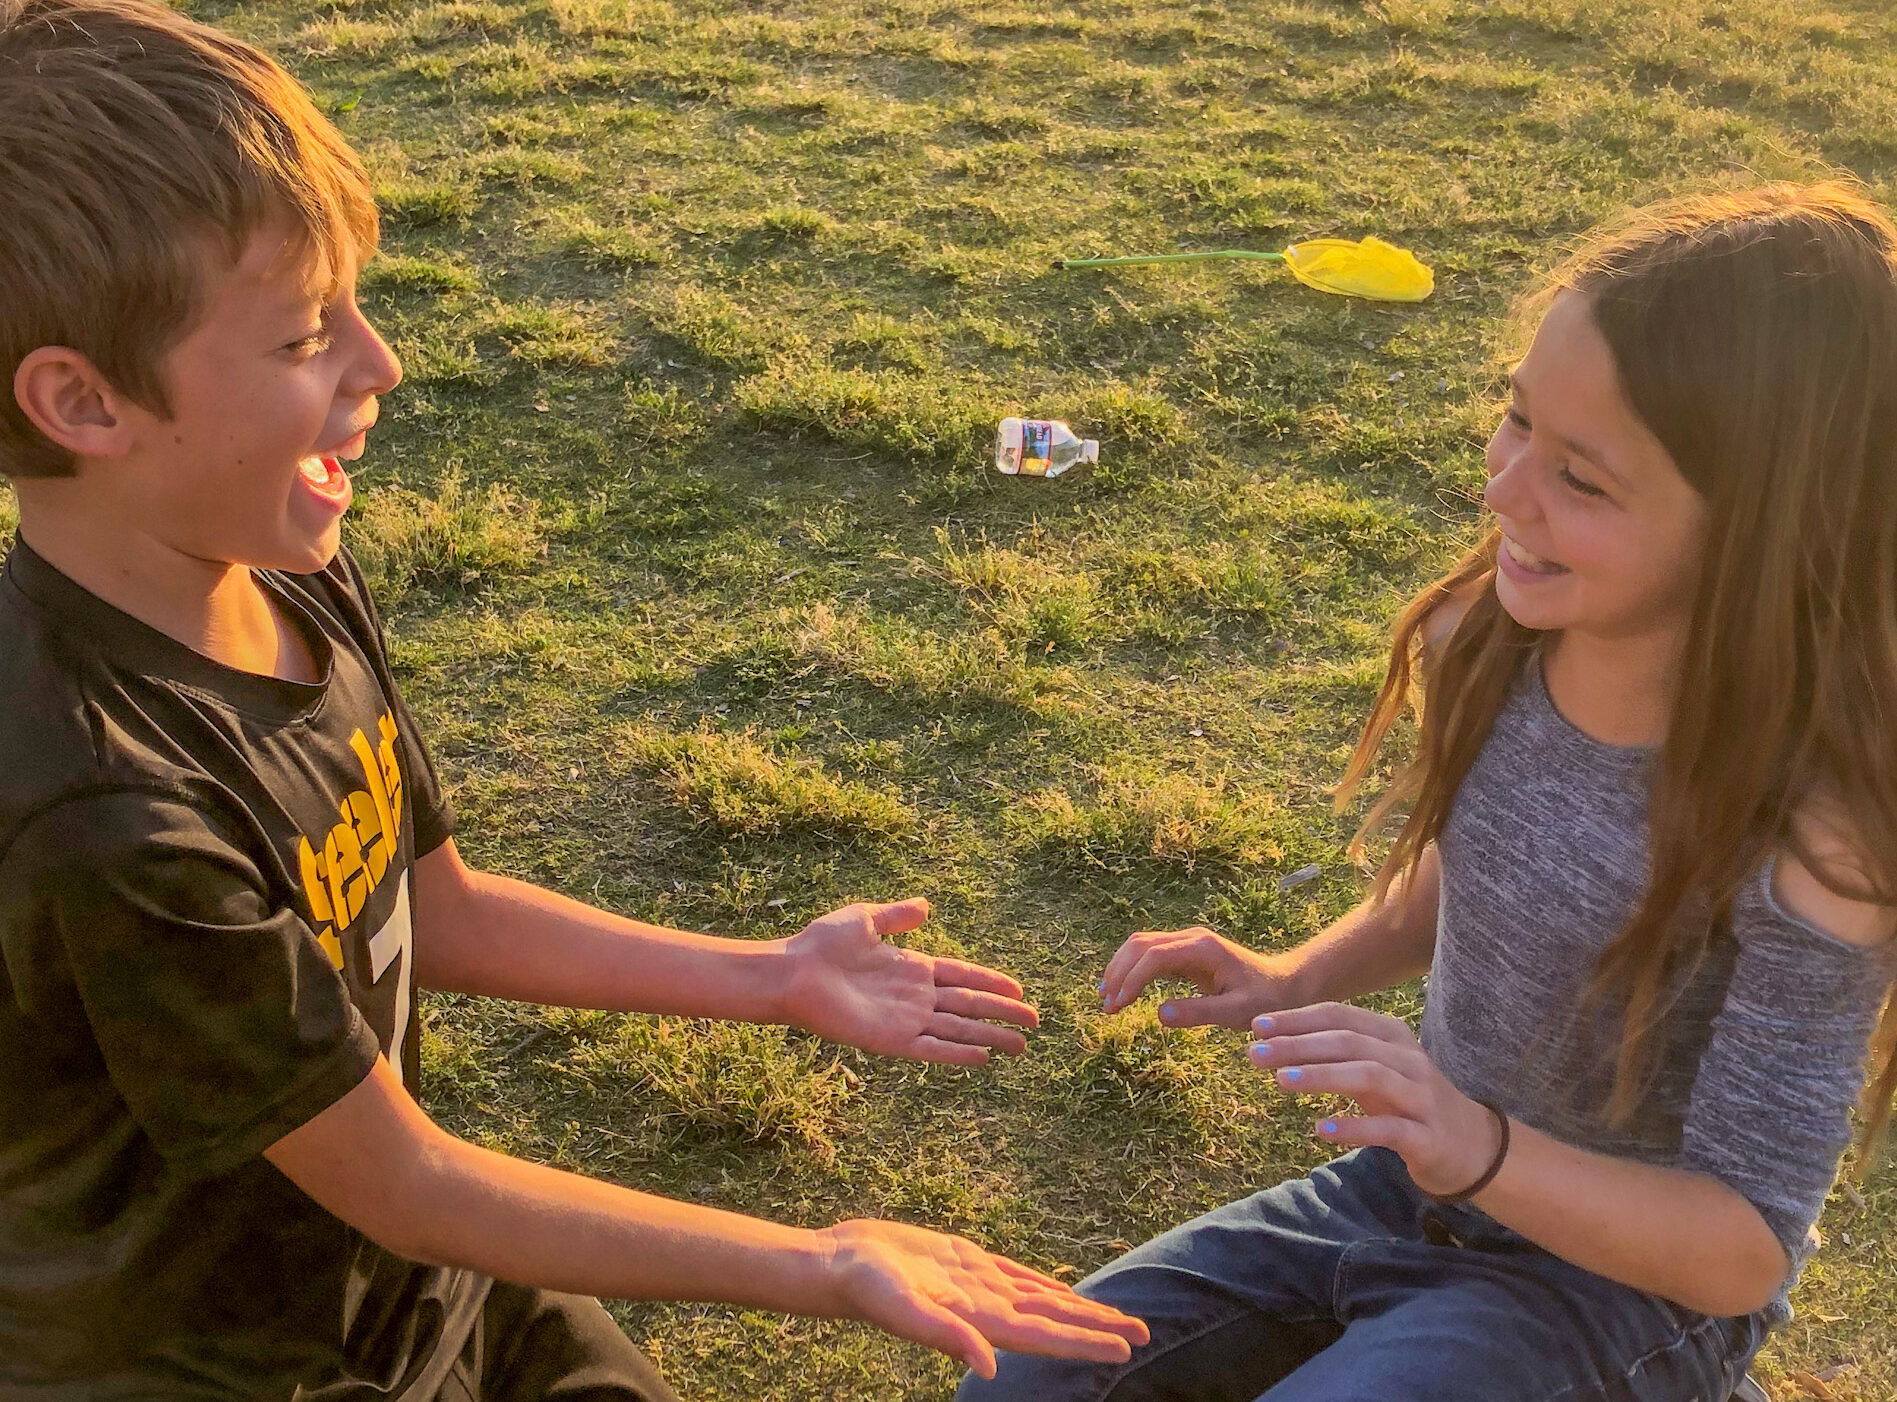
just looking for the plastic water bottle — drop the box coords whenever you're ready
[995,417,1099,478]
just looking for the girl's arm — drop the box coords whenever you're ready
[1101,587,1474,1029]
[409,839,1038,1065]
[1470,1118,1786,1316]
[265,1057,1149,1379]
[1098,844,1441,1029]
[1247,1000,1795,1318]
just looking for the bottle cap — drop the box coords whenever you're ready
[1082,440,1100,463]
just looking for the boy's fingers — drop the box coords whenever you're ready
[908,1297,996,1378]
[1010,1290,1151,1345]
[928,1012,1029,1054]
[934,985,1039,1029]
[1250,1002,1412,1044]
[932,957,1027,1002]
[908,1035,992,1066]
[978,1308,1139,1362]
[869,897,931,936]
[989,1255,1077,1293]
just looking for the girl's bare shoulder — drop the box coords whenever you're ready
[1774,802,1897,949]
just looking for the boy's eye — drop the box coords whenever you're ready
[284,330,333,356]
[1504,406,1530,431]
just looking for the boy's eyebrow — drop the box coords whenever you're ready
[1508,373,1629,490]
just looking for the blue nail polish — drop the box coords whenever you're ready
[1159,1003,1175,1021]
[1098,982,1106,993]
[1321,1120,1338,1135]
[1254,1015,1273,1032]
[1283,1067,1302,1083]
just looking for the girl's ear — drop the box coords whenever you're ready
[12,347,139,462]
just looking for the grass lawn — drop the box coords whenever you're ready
[10,0,1896,1395]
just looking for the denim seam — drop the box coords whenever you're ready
[1330,1241,1366,1319]
[1532,1314,1729,1402]
[1096,1300,1330,1402]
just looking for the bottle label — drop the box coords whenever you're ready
[1020,420,1053,477]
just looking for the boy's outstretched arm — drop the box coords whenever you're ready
[264,1057,1148,1379]
[410,841,1038,1064]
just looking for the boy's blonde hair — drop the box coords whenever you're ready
[0,0,378,477]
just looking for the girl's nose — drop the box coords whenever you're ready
[1482,445,1537,522]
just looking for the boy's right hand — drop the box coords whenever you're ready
[815,1219,1149,1379]
[1099,927,1303,1029]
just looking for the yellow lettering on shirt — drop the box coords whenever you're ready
[294,711,409,970]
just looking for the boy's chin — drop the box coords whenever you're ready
[261,523,346,576]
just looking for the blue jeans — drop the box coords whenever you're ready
[959,1148,1767,1402]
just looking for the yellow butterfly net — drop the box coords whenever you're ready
[1055,235,1434,303]
[1281,236,1433,302]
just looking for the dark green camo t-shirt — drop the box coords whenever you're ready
[0,538,489,1398]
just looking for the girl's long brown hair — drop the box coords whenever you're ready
[1337,181,1897,1169]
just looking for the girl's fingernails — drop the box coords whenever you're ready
[1321,1120,1338,1135]
[1248,1042,1269,1061]
[1159,1003,1175,1022]
[1254,1015,1273,1032]
[1282,1067,1302,1083]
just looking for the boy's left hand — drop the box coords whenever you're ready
[779,898,1039,1065]
[1247,1002,1503,1198]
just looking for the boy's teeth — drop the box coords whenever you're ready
[299,457,329,485]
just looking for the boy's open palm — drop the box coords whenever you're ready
[817,1219,1149,1379]
[781,899,1040,1064]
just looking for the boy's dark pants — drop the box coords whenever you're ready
[434,1286,679,1402]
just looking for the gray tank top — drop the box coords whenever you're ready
[1420,652,1896,1320]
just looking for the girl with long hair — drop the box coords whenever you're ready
[962,181,1897,1402]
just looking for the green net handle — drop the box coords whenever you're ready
[1053,249,1287,269]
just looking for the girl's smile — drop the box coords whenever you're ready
[1498,534,1569,580]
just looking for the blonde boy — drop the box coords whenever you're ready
[0,1,1145,1395]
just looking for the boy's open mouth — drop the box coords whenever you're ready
[297,454,351,502]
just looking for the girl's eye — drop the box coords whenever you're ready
[285,331,333,356]
[1504,407,1530,432]
[1560,466,1608,499]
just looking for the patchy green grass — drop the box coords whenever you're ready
[349,466,550,606]
[184,0,1897,1395]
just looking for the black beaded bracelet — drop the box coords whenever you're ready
[1424,1099,1511,1205]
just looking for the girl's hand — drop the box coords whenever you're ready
[815,1219,1150,1379]
[780,899,1040,1065]
[1099,927,1304,1029]
[1247,1002,1503,1197]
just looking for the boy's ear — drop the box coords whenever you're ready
[13,347,140,461]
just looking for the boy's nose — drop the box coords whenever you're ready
[339,302,402,396]
[357,322,403,396]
